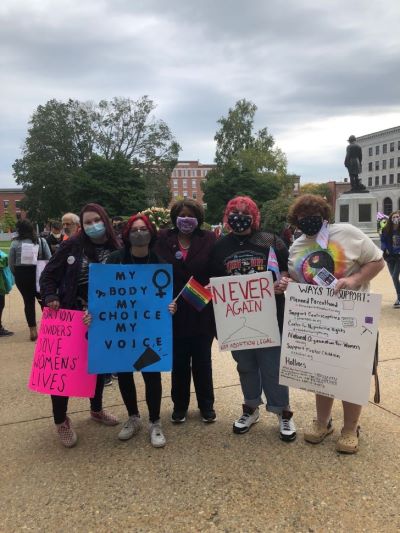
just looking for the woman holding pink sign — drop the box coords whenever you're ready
[286,194,384,454]
[40,203,120,448]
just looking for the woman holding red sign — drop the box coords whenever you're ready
[40,203,120,448]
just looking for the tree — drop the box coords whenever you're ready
[260,195,295,235]
[203,99,288,223]
[202,165,281,223]
[70,154,146,216]
[0,212,17,232]
[13,97,180,221]
[299,182,332,202]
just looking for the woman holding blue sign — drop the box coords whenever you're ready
[154,199,217,424]
[40,203,120,448]
[105,213,176,448]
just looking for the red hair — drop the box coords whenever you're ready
[122,214,157,246]
[223,196,260,231]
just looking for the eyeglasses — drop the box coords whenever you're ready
[130,227,149,233]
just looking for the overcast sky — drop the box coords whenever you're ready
[1,0,400,188]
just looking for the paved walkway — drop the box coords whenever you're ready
[0,269,399,532]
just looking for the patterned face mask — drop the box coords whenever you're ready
[227,213,252,233]
[297,216,323,236]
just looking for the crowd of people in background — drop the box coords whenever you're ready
[0,194,390,455]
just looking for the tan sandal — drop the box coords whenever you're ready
[336,426,360,454]
[304,418,334,444]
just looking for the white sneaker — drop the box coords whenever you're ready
[278,410,297,442]
[118,415,142,441]
[233,404,260,434]
[149,420,166,448]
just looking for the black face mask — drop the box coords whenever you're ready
[227,213,252,233]
[297,216,323,236]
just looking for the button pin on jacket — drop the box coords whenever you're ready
[67,256,75,265]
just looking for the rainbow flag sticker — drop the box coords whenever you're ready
[180,277,212,312]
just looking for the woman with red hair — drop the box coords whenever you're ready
[209,196,297,441]
[106,213,176,448]
[40,203,120,447]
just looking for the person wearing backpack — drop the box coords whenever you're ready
[0,249,14,336]
[8,219,51,340]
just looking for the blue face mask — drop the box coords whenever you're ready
[84,222,106,240]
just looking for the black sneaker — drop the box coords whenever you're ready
[171,410,186,423]
[201,409,216,423]
[393,300,400,308]
[104,376,112,386]
[0,327,14,337]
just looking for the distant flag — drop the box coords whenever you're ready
[177,276,213,312]
[267,247,281,281]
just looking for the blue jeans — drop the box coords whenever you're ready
[231,346,290,415]
[387,257,400,300]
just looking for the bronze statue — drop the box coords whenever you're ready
[344,135,368,193]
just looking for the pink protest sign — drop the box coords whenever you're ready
[28,307,96,398]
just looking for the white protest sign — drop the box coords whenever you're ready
[210,271,280,352]
[21,243,39,265]
[279,283,381,405]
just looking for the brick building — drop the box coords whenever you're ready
[0,188,25,220]
[169,161,216,206]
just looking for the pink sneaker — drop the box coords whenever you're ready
[56,416,77,448]
[90,409,119,426]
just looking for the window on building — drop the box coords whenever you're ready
[398,173,400,184]
[368,147,373,156]
[382,175,387,185]
[382,160,387,170]
[197,170,201,177]
[384,197,393,215]
[375,176,379,186]
[204,170,208,176]
[3,200,9,208]
[192,192,197,199]
[390,142,395,152]
[398,141,400,150]
[390,158,394,168]
[15,200,21,208]
[398,198,400,210]
[173,179,178,188]
[192,179,196,188]
[368,177,373,187]
[398,157,400,167]
[192,170,196,177]
[182,179,187,187]
[368,162,373,171]
[383,144,387,154]
[173,191,178,197]
[375,161,379,170]
[390,174,394,184]
[183,191,188,198]
[177,170,181,177]
[375,145,380,155]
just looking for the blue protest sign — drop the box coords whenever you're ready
[88,264,173,373]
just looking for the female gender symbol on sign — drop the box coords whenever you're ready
[152,269,171,298]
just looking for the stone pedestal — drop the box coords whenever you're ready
[335,192,379,243]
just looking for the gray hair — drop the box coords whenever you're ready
[62,212,80,225]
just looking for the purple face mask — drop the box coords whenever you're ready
[176,216,198,234]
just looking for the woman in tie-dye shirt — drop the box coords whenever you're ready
[279,194,384,454]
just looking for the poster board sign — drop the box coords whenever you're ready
[28,308,96,397]
[210,271,280,352]
[279,283,381,405]
[21,243,39,265]
[88,264,173,373]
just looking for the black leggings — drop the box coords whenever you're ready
[51,374,105,425]
[14,266,42,327]
[118,372,162,423]
[0,294,4,327]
